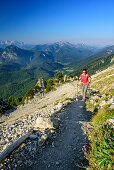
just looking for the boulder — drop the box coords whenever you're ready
[34,116,59,131]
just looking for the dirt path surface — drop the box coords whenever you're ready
[28,101,92,170]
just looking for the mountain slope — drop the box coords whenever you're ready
[0,45,57,68]
[0,62,63,99]
[0,48,3,52]
[0,45,64,98]
[32,41,97,64]
[69,54,114,76]
[30,51,54,65]
[68,45,114,70]
[0,45,34,67]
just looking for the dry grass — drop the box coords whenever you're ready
[91,66,114,94]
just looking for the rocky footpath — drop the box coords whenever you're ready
[0,81,80,169]
[0,100,93,170]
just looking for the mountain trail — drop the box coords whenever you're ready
[0,81,93,169]
[28,101,92,170]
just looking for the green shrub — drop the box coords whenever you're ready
[25,87,35,99]
[0,96,23,115]
[54,71,63,82]
[0,99,11,115]
[46,79,54,93]
[22,85,41,102]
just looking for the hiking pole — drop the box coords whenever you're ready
[76,81,78,101]
[88,83,91,97]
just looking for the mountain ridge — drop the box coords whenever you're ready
[67,45,114,70]
[0,45,34,67]
[32,41,98,64]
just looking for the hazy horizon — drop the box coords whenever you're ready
[0,0,114,46]
[0,39,113,48]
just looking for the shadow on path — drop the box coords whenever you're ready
[31,100,92,170]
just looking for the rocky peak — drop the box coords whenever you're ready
[5,45,21,52]
[36,78,47,90]
[0,40,25,49]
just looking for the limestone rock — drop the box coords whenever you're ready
[34,116,55,130]
[36,78,46,90]
[64,75,67,82]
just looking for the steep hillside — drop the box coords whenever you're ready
[69,54,114,76]
[0,45,63,98]
[91,65,114,94]
[0,48,3,52]
[30,51,54,65]
[0,62,63,99]
[0,45,56,68]
[68,45,114,70]
[85,66,114,169]
[0,45,34,67]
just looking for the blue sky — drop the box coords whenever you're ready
[0,0,114,45]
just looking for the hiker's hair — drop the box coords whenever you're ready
[82,69,88,74]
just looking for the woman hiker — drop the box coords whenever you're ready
[78,69,91,101]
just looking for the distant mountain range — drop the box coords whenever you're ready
[32,41,99,64]
[0,40,35,50]
[0,41,99,68]
[0,40,100,50]
[0,41,114,99]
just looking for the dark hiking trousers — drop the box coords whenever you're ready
[81,83,88,100]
